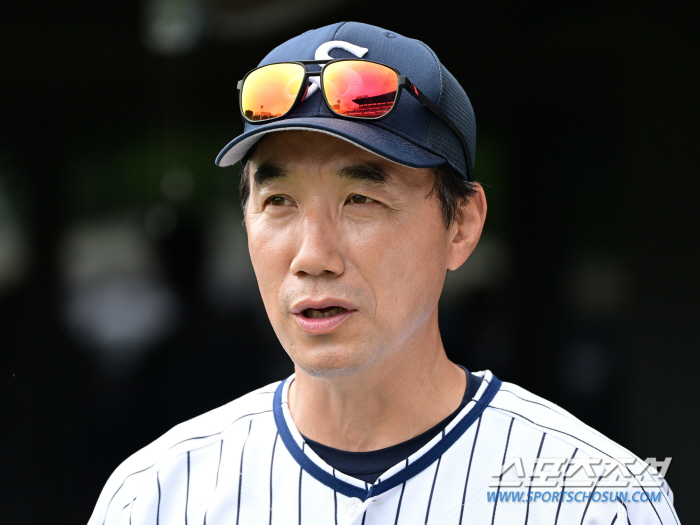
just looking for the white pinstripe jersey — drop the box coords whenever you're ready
[88,371,679,525]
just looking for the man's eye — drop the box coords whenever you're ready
[268,196,291,206]
[348,194,374,204]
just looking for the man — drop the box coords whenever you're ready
[89,22,679,524]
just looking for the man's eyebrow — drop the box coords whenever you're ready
[252,161,289,190]
[337,164,392,185]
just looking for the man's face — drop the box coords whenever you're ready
[245,131,460,377]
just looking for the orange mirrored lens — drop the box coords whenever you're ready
[323,61,398,118]
[241,63,305,122]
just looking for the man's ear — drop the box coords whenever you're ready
[446,183,487,271]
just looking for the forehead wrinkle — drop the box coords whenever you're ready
[252,161,289,190]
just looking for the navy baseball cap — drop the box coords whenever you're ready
[215,21,476,180]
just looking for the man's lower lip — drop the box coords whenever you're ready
[293,310,354,334]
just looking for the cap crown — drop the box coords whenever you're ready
[251,22,476,178]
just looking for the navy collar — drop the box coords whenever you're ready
[273,371,502,500]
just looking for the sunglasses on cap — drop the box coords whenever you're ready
[237,59,474,181]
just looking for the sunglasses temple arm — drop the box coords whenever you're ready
[402,78,475,181]
[236,80,248,125]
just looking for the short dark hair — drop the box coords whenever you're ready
[239,149,476,229]
[427,162,478,229]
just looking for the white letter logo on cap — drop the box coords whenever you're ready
[304,41,369,98]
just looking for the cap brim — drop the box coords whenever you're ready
[215,117,446,168]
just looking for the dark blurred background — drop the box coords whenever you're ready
[2,0,698,522]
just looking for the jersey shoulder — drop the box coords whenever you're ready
[486,378,675,504]
[88,381,280,525]
[488,379,634,458]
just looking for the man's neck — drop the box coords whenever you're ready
[287,321,466,452]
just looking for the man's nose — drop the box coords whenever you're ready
[289,207,345,277]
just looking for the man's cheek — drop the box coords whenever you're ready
[377,237,420,278]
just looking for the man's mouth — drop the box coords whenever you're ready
[292,299,355,334]
[303,306,347,319]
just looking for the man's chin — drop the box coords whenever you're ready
[290,345,378,379]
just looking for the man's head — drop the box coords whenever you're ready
[216,22,484,377]
[243,130,486,377]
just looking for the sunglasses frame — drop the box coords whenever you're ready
[237,58,474,181]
